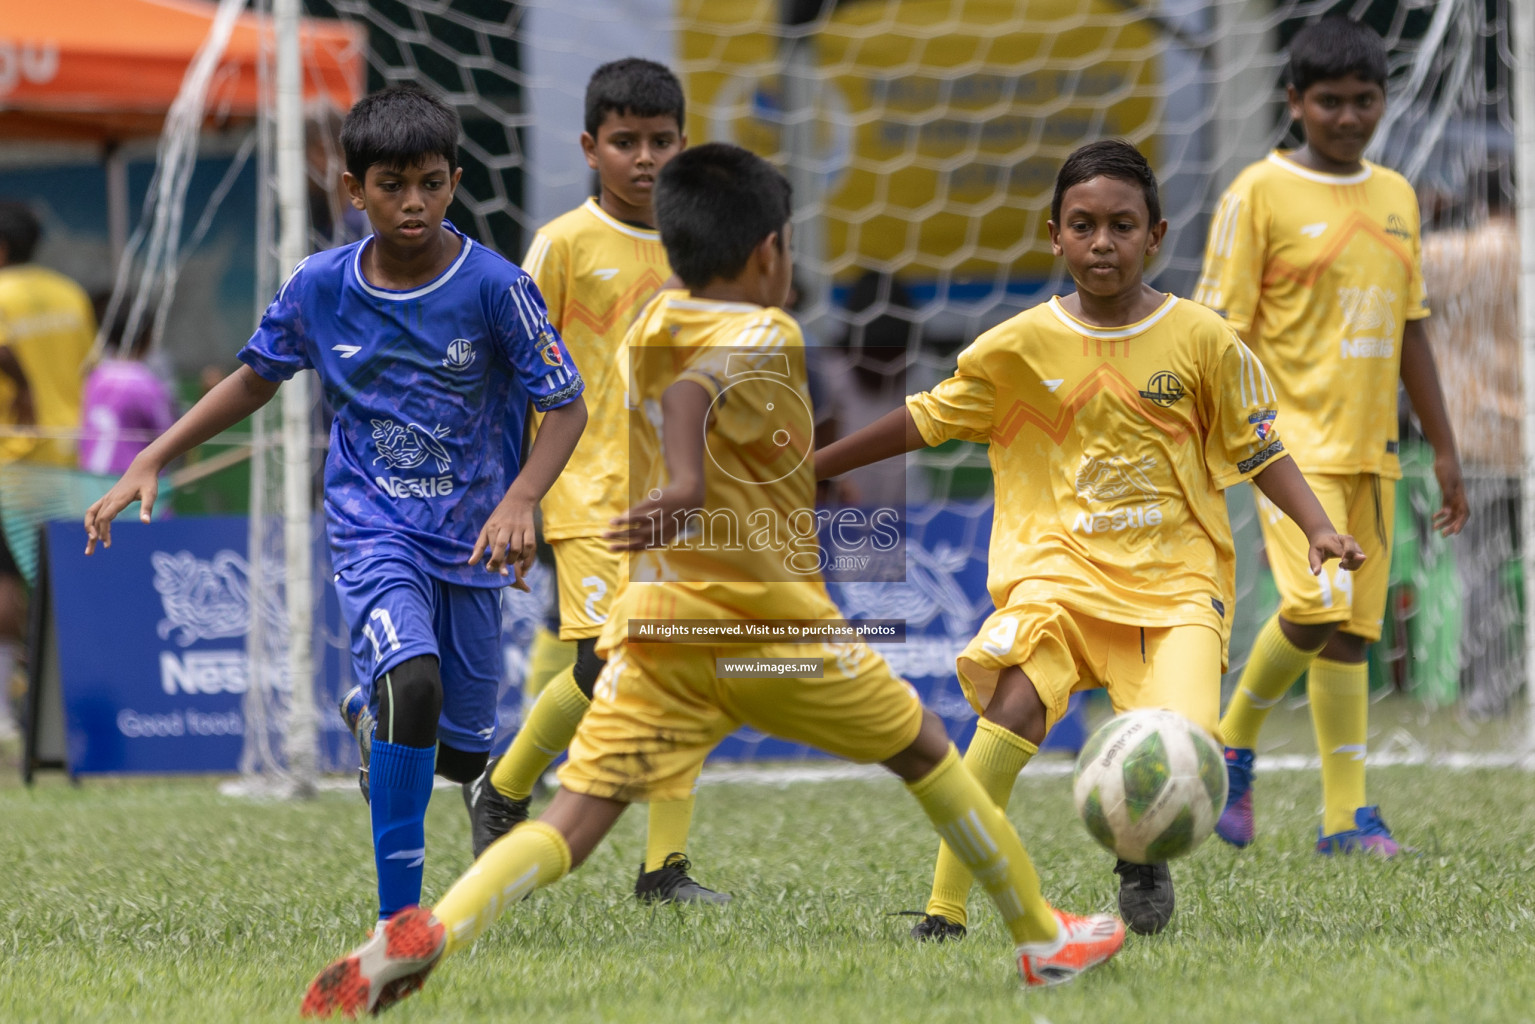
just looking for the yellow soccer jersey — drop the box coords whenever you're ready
[0,264,95,466]
[1194,152,1428,479]
[907,295,1286,654]
[598,291,843,643]
[524,198,671,539]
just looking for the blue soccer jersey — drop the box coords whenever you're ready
[239,222,583,587]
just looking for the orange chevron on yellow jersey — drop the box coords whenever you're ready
[524,198,671,538]
[597,291,843,645]
[1194,152,1428,479]
[907,295,1285,659]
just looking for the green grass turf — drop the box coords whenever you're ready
[2,710,1533,1023]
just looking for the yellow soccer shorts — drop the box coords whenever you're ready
[559,639,925,803]
[956,602,1223,740]
[1255,473,1394,642]
[550,536,623,641]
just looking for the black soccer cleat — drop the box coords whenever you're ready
[462,757,531,859]
[1114,859,1175,935]
[634,853,733,904]
[903,911,967,942]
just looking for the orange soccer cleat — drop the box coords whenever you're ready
[301,906,446,1018]
[1015,909,1126,988]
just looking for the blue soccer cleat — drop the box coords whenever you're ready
[338,684,374,804]
[1214,747,1255,848]
[1316,805,1403,858]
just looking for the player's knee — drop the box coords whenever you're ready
[1322,630,1370,663]
[572,637,604,698]
[983,668,1047,745]
[1278,616,1338,653]
[882,709,951,782]
[435,741,487,784]
[374,655,442,748]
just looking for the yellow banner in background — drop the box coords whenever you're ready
[680,0,1160,284]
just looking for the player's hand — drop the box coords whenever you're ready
[606,483,701,551]
[84,461,161,555]
[1307,532,1366,575]
[470,493,536,590]
[1432,450,1469,537]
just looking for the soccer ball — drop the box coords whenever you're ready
[1072,708,1228,863]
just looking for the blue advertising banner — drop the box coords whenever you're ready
[45,517,351,775]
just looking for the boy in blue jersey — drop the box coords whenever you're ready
[84,85,588,929]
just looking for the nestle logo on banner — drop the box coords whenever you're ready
[160,651,247,695]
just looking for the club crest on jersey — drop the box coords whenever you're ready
[1138,370,1185,407]
[443,338,476,371]
[538,330,563,367]
[1385,214,1411,241]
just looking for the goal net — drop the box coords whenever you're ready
[236,0,1528,780]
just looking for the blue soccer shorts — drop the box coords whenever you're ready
[333,556,503,753]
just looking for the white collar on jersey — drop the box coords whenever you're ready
[351,221,475,301]
[1048,293,1179,339]
[583,198,661,241]
[1266,151,1374,186]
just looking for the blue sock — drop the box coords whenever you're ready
[369,738,437,919]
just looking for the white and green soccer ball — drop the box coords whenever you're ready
[1072,708,1228,863]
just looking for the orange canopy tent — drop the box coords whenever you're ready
[0,0,364,142]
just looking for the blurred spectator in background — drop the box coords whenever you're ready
[813,271,930,509]
[79,295,179,477]
[1420,189,1521,713]
[308,108,370,248]
[0,200,95,739]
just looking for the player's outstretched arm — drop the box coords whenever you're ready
[1399,318,1469,536]
[470,395,587,587]
[1251,455,1366,575]
[84,365,280,554]
[814,405,927,481]
[607,379,710,551]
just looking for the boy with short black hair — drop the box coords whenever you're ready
[1196,17,1467,855]
[817,139,1364,938]
[460,57,728,903]
[301,142,1126,1019]
[85,83,588,931]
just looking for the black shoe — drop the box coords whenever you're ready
[1114,859,1174,935]
[634,853,733,904]
[462,758,530,859]
[900,911,967,942]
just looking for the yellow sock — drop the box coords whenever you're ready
[906,745,1056,945]
[492,668,590,800]
[924,719,1037,927]
[1309,657,1369,835]
[435,820,570,955]
[524,627,576,701]
[1221,616,1323,749]
[644,793,697,872]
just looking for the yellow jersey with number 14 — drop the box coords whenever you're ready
[524,198,670,539]
[907,295,1285,663]
[1194,152,1428,480]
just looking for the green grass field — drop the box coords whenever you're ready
[3,703,1534,1024]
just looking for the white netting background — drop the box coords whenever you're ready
[236,0,1523,778]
